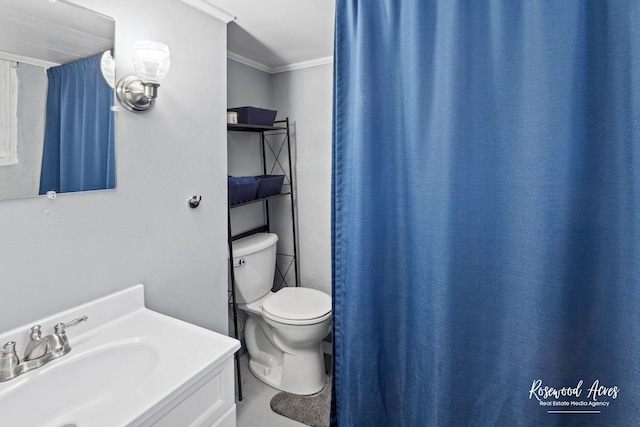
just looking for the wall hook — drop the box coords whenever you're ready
[188,195,202,208]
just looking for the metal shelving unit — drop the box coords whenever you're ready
[227,118,299,401]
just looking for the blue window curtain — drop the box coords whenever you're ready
[331,1,640,426]
[39,53,115,195]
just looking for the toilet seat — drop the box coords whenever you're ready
[263,287,332,325]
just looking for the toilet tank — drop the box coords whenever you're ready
[231,233,278,304]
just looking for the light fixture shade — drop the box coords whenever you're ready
[100,50,115,89]
[132,41,170,84]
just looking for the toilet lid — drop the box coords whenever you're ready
[262,287,331,322]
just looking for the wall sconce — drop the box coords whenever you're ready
[116,41,171,113]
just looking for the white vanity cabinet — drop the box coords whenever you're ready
[139,357,236,427]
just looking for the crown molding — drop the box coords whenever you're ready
[272,56,333,74]
[228,52,333,75]
[227,52,273,74]
[179,0,235,23]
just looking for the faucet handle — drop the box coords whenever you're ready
[2,342,17,356]
[0,342,20,372]
[29,325,42,341]
[54,315,88,335]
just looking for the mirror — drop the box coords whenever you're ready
[0,0,115,200]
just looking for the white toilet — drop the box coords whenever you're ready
[232,232,332,395]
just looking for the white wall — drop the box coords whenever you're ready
[271,64,333,295]
[227,59,271,113]
[0,0,230,335]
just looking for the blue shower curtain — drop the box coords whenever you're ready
[331,1,640,426]
[40,53,115,195]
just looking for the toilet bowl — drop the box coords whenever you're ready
[232,233,332,395]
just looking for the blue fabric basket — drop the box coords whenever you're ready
[227,107,277,126]
[228,176,259,205]
[255,175,285,198]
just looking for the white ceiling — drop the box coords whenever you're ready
[1,0,332,73]
[207,0,335,73]
[0,0,114,67]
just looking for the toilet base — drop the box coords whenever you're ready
[248,346,328,395]
[248,359,284,389]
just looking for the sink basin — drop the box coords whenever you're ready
[0,285,240,427]
[0,339,160,426]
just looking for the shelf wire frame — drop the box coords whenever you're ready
[261,118,300,288]
[227,205,243,401]
[273,253,296,291]
[226,118,300,402]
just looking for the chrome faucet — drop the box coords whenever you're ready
[0,315,87,382]
[23,325,49,361]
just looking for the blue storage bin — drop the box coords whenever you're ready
[255,175,285,198]
[228,176,259,205]
[227,107,278,126]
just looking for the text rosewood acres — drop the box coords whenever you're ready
[529,379,619,405]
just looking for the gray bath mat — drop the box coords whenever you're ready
[270,354,331,426]
[270,380,331,427]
